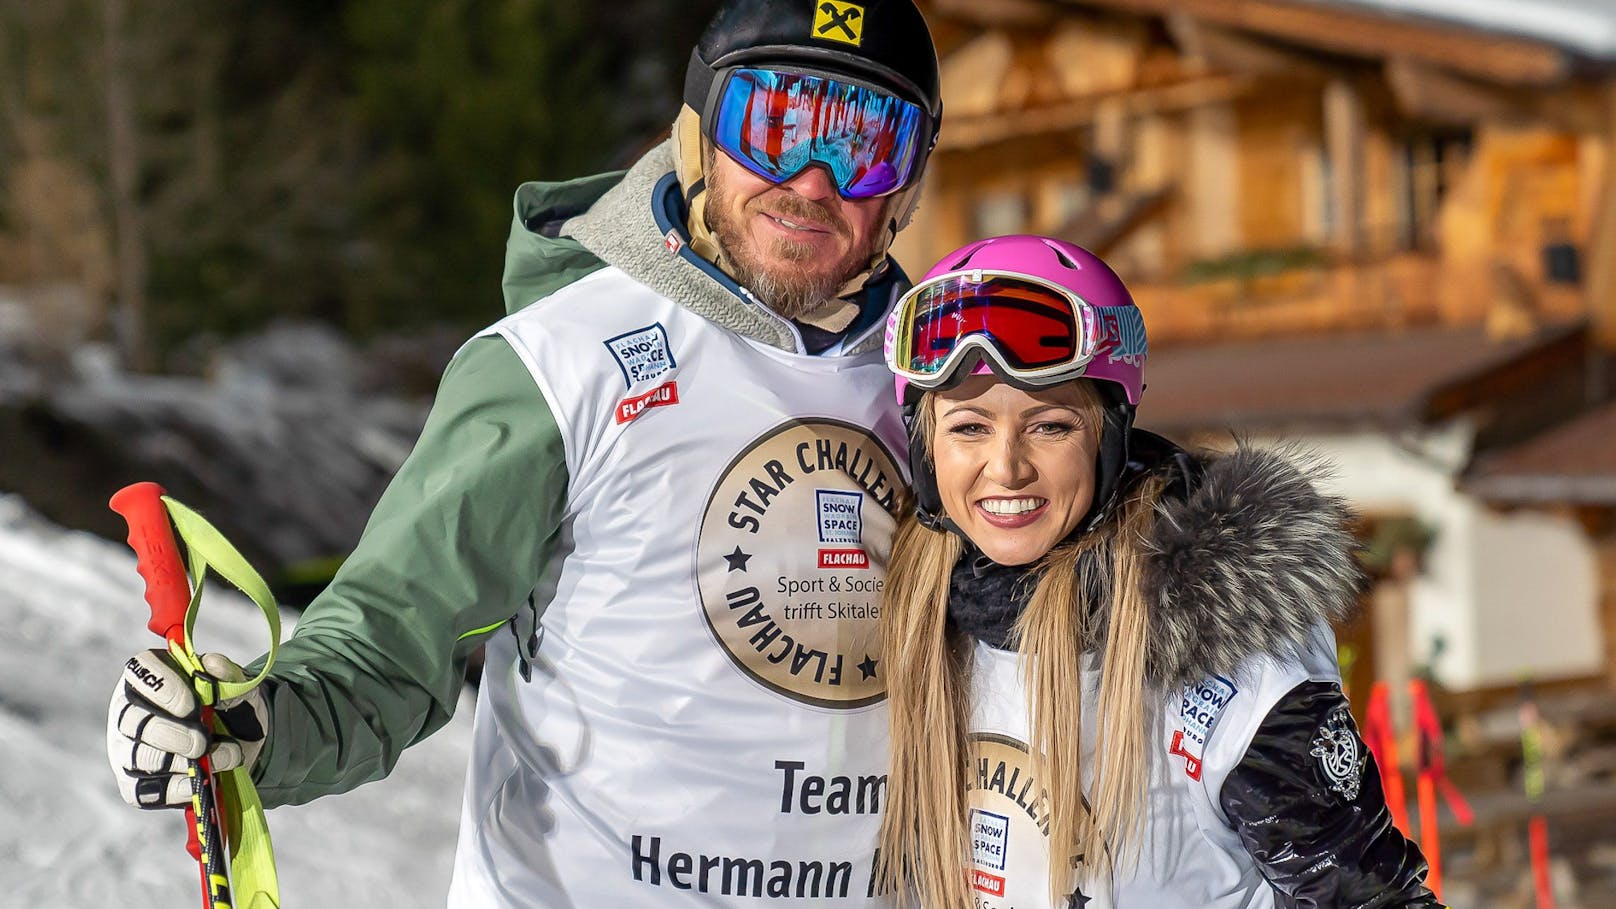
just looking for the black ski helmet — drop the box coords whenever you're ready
[684,0,943,171]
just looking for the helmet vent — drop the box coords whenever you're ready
[1044,240,1081,270]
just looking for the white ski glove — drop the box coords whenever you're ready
[107,649,268,809]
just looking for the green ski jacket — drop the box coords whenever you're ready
[251,172,616,805]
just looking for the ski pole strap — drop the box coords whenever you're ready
[1520,686,1556,908]
[160,495,280,701]
[1520,697,1546,802]
[158,494,283,909]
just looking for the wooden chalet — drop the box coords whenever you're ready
[900,0,1616,349]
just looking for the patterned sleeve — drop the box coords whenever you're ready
[1218,680,1444,908]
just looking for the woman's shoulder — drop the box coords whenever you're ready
[1130,435,1363,690]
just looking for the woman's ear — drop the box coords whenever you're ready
[905,394,948,532]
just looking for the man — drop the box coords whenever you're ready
[107,0,942,904]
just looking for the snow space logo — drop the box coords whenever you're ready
[816,489,868,569]
[604,323,675,387]
[1169,675,1237,780]
[970,808,1010,872]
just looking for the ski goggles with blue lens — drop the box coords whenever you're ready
[708,67,928,199]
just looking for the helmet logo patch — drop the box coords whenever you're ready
[813,1,864,46]
[1098,306,1147,366]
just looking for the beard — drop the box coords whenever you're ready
[704,162,884,321]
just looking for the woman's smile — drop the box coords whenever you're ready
[975,496,1049,527]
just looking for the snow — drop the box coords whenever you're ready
[0,494,471,906]
[1324,0,1616,60]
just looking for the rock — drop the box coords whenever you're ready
[0,321,435,599]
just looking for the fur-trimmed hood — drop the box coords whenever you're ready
[1139,444,1362,689]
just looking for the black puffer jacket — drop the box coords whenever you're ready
[948,430,1443,909]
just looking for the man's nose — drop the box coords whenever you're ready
[780,163,839,202]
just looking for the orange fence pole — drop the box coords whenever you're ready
[1362,682,1410,834]
[1408,678,1475,902]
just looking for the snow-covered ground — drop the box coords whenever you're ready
[0,494,471,907]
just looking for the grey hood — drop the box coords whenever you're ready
[561,140,896,357]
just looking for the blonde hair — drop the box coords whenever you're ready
[876,383,1164,907]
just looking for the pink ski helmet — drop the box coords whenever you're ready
[885,234,1145,406]
[885,235,1149,535]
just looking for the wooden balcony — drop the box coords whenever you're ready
[1131,251,1588,346]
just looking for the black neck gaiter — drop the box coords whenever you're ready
[946,550,1038,651]
[945,545,1111,651]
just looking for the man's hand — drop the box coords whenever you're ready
[107,649,267,808]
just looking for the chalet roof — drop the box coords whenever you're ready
[1464,401,1616,504]
[1046,0,1612,86]
[1324,0,1616,62]
[1138,322,1585,435]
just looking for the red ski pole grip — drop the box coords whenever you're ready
[109,481,191,644]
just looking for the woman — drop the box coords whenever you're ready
[875,235,1440,908]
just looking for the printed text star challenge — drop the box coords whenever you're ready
[724,546,752,572]
[857,654,878,680]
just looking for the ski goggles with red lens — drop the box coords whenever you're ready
[887,271,1104,388]
[708,67,928,199]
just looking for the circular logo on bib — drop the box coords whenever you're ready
[968,733,1113,908]
[696,419,902,709]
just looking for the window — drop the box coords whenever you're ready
[1399,129,1474,251]
[973,190,1028,239]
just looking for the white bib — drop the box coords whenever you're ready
[965,624,1341,909]
[448,268,910,907]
